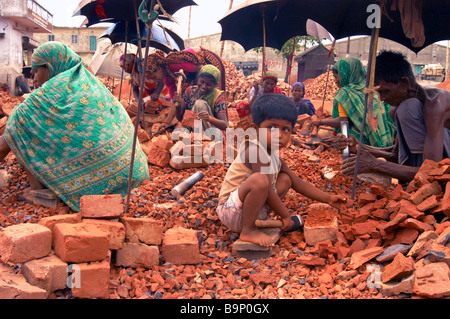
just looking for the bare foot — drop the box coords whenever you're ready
[239,228,274,247]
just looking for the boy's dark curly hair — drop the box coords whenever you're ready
[251,93,298,128]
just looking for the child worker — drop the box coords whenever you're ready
[217,94,347,247]
[236,70,285,120]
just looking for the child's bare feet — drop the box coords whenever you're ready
[239,228,274,247]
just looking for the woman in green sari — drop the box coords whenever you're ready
[312,57,395,148]
[0,41,149,212]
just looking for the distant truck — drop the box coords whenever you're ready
[233,61,259,77]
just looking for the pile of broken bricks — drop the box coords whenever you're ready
[0,194,201,299]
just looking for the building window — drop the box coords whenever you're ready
[48,35,54,41]
[71,35,78,44]
[89,36,97,51]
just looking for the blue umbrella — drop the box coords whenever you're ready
[99,20,184,53]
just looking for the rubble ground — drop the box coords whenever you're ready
[0,64,449,300]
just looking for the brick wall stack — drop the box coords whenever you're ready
[0,194,200,299]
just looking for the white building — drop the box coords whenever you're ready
[0,0,53,94]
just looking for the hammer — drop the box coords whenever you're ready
[255,215,303,232]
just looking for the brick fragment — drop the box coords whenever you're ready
[381,252,414,283]
[0,264,47,299]
[413,262,450,298]
[21,253,68,295]
[349,247,384,269]
[0,224,52,264]
[442,182,450,217]
[409,181,442,205]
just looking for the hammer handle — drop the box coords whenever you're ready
[255,219,282,228]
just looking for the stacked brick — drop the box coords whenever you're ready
[0,194,200,299]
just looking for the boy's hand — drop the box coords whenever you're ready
[327,194,347,209]
[281,216,294,232]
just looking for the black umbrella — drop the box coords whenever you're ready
[99,20,185,53]
[218,0,308,52]
[274,0,450,54]
[73,0,197,26]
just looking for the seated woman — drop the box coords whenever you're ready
[0,41,149,212]
[173,64,228,132]
[120,53,171,103]
[290,82,315,116]
[312,57,395,148]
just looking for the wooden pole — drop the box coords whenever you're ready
[125,0,156,214]
[118,20,128,101]
[220,0,233,58]
[187,5,192,48]
[261,5,266,76]
[350,0,383,199]
[446,40,449,81]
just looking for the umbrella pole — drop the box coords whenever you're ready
[118,20,129,101]
[125,0,156,214]
[261,5,266,76]
[350,17,381,200]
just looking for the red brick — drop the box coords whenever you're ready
[304,204,339,246]
[381,252,414,283]
[53,223,109,263]
[70,260,110,299]
[115,242,159,268]
[141,141,171,167]
[0,264,47,299]
[82,219,125,250]
[162,227,200,265]
[0,224,52,264]
[37,213,81,232]
[21,253,68,295]
[121,217,163,245]
[79,194,124,219]
[409,181,442,205]
[151,134,174,151]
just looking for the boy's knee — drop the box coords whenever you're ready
[249,172,270,191]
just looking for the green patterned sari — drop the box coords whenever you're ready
[4,42,149,212]
[332,57,395,148]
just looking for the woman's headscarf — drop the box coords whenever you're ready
[4,42,149,212]
[332,57,395,147]
[198,64,220,85]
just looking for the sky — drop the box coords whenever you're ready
[36,0,246,39]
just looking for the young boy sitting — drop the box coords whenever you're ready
[217,94,347,247]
